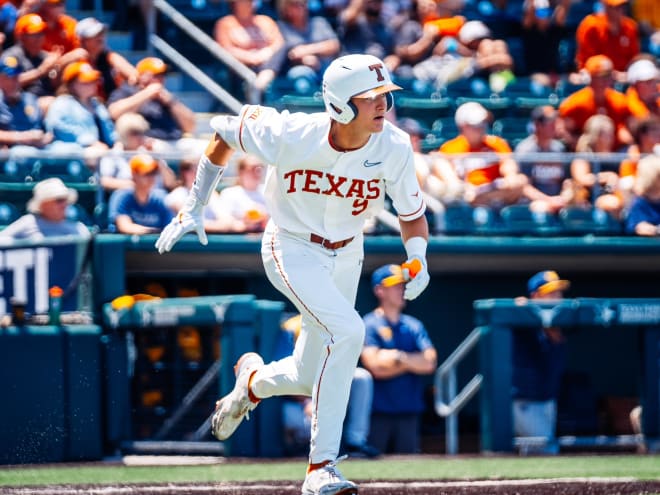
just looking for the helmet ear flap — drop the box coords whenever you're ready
[386,92,394,112]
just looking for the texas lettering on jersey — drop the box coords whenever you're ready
[283,169,381,215]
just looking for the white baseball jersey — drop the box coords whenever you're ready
[211,105,426,241]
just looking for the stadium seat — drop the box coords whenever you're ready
[443,77,490,98]
[491,117,532,142]
[65,203,94,227]
[0,201,20,226]
[431,117,459,140]
[499,204,561,236]
[276,94,325,114]
[31,158,94,184]
[442,203,498,235]
[455,95,513,120]
[558,206,622,236]
[0,159,36,182]
[395,96,455,128]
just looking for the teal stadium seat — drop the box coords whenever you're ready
[442,203,498,235]
[395,95,455,128]
[65,203,94,227]
[31,158,94,184]
[558,206,622,236]
[499,204,561,236]
[0,201,20,226]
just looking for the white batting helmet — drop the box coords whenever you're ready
[322,54,401,124]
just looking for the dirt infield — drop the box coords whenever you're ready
[3,479,660,495]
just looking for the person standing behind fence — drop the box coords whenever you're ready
[360,263,437,454]
[512,270,569,455]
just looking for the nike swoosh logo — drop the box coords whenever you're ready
[363,160,382,167]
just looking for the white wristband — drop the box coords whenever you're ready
[404,236,427,259]
[191,155,224,205]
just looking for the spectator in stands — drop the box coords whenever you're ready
[569,114,623,216]
[400,117,463,210]
[0,177,90,241]
[360,263,437,454]
[618,116,660,208]
[214,154,270,233]
[107,56,202,156]
[214,0,285,103]
[38,0,78,54]
[44,61,116,159]
[439,101,528,209]
[520,0,570,76]
[0,54,52,150]
[108,153,173,234]
[626,57,660,121]
[574,0,640,81]
[5,13,86,101]
[515,106,571,214]
[277,313,380,458]
[164,157,236,233]
[275,0,340,89]
[337,0,400,73]
[75,17,139,102]
[98,112,177,193]
[393,0,465,81]
[558,55,632,151]
[512,270,569,455]
[624,154,660,236]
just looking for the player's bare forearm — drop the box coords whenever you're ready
[399,215,428,244]
[205,133,235,166]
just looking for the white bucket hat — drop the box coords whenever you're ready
[455,101,489,126]
[27,178,78,214]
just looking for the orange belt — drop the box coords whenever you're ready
[310,233,355,250]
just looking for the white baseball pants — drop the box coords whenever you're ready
[251,222,365,463]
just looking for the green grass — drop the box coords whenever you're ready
[0,455,658,486]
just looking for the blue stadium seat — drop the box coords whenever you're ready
[0,159,36,182]
[499,204,561,236]
[31,158,94,184]
[558,206,622,236]
[0,201,20,226]
[444,77,490,98]
[65,203,94,227]
[431,117,459,140]
[491,117,532,142]
[455,95,513,120]
[276,94,325,114]
[395,96,455,128]
[442,203,498,235]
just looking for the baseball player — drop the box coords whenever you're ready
[155,53,430,495]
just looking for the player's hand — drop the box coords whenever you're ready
[155,205,206,254]
[402,256,430,300]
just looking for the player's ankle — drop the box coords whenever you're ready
[307,460,331,474]
[247,370,261,404]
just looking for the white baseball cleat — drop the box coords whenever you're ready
[301,457,358,495]
[211,352,264,441]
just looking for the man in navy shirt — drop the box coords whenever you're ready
[512,270,569,454]
[360,264,437,454]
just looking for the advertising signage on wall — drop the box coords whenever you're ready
[0,238,90,316]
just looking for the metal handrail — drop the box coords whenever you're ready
[150,35,244,114]
[150,0,258,110]
[434,326,483,455]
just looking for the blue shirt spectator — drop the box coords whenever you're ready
[624,155,660,236]
[108,154,173,234]
[45,62,116,157]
